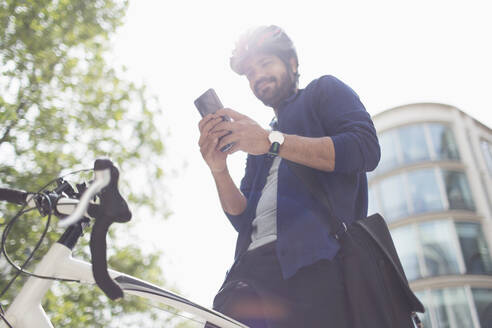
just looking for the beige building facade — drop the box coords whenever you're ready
[370,103,492,328]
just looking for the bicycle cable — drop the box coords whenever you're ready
[0,303,13,328]
[1,197,77,287]
[0,312,13,328]
[0,169,91,300]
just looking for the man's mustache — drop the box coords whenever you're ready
[254,77,276,94]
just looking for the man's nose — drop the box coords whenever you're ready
[255,71,269,83]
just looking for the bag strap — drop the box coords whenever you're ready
[283,157,427,314]
[284,159,347,239]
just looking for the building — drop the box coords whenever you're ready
[369,103,492,328]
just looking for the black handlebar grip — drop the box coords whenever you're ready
[90,219,123,300]
[88,159,132,300]
[0,188,28,205]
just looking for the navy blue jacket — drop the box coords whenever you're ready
[226,75,380,279]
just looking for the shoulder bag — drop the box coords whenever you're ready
[285,160,425,328]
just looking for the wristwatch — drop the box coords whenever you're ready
[268,130,285,157]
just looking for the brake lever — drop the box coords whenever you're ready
[59,169,111,228]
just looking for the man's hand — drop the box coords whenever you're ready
[198,112,248,216]
[211,108,270,155]
[198,114,231,173]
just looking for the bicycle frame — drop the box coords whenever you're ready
[0,163,247,328]
[0,240,247,328]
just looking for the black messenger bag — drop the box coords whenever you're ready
[286,160,425,328]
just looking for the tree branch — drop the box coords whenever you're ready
[0,101,26,145]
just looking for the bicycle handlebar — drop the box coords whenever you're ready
[0,188,29,206]
[1,159,132,301]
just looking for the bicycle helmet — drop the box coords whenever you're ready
[230,25,298,76]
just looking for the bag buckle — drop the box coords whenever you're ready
[411,312,423,328]
[334,221,348,240]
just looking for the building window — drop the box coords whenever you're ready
[369,168,475,221]
[443,171,475,211]
[472,288,492,328]
[367,187,380,216]
[407,168,444,214]
[429,287,475,328]
[392,220,492,280]
[379,174,408,221]
[428,123,460,161]
[399,124,431,163]
[456,222,492,275]
[416,288,475,328]
[417,287,492,328]
[391,225,421,281]
[374,123,460,176]
[419,220,461,276]
[378,129,400,172]
[480,140,492,177]
[415,291,433,328]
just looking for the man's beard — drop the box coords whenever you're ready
[253,71,294,108]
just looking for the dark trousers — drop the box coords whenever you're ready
[211,242,350,328]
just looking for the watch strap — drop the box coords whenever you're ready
[268,142,280,157]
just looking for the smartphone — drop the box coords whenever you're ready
[194,88,234,152]
[194,88,224,117]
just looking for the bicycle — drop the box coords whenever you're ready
[0,159,247,328]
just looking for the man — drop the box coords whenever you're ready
[199,25,380,327]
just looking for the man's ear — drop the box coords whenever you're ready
[289,57,298,75]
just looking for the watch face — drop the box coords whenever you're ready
[269,131,284,144]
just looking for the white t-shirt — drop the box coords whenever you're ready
[247,156,281,251]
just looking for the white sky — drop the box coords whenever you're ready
[112,0,492,308]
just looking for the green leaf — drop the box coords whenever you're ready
[0,0,190,327]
